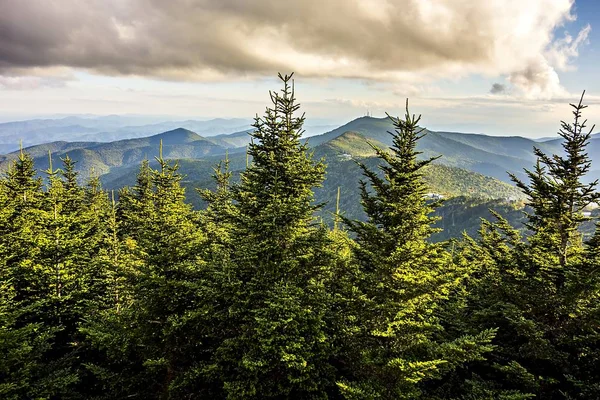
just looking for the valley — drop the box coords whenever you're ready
[3,115,597,240]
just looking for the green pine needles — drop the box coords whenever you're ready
[0,76,598,400]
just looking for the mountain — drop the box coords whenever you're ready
[0,128,226,180]
[0,116,254,152]
[208,129,254,148]
[3,115,597,187]
[76,119,253,143]
[309,131,523,223]
[96,130,523,230]
[0,114,595,245]
[306,116,395,147]
[0,115,339,152]
[7,120,592,242]
[306,116,598,184]
[317,130,385,157]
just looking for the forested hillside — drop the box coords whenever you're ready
[4,107,598,188]
[97,131,524,234]
[1,75,599,399]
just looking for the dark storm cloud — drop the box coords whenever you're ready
[0,0,587,98]
[490,83,506,94]
[0,0,484,75]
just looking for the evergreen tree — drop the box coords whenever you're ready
[341,102,495,399]
[87,151,208,399]
[210,73,335,399]
[177,155,241,398]
[35,155,110,398]
[0,149,45,304]
[0,150,72,398]
[0,151,49,399]
[80,188,145,399]
[117,159,155,248]
[450,93,600,398]
[198,155,236,255]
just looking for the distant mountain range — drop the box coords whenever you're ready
[0,115,598,233]
[0,128,229,178]
[308,116,599,183]
[0,115,337,153]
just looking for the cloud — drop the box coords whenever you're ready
[391,83,438,97]
[0,68,72,90]
[507,57,568,100]
[0,0,589,99]
[490,83,506,95]
[545,24,591,71]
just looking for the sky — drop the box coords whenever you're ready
[1,0,600,137]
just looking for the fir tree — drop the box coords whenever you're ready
[451,93,600,399]
[0,150,73,398]
[37,155,111,398]
[0,151,51,399]
[210,73,335,399]
[87,150,208,399]
[341,102,495,399]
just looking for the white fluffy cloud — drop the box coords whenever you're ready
[0,0,589,99]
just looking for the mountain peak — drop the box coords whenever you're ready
[318,130,386,157]
[151,127,204,144]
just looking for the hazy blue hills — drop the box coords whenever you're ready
[1,115,598,204]
[0,115,337,153]
[208,129,255,148]
[0,116,253,152]
[3,116,597,241]
[306,116,598,183]
[0,128,226,179]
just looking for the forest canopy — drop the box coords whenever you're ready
[1,74,599,399]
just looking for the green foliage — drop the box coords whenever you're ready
[0,151,112,398]
[444,93,600,399]
[340,102,496,399]
[205,73,335,399]
[0,151,58,399]
[0,77,598,400]
[314,141,524,231]
[85,148,210,398]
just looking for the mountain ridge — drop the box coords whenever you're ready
[1,115,598,192]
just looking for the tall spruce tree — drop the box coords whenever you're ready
[210,73,335,399]
[449,93,600,399]
[87,151,208,399]
[185,156,240,398]
[0,151,57,399]
[340,102,495,399]
[198,156,236,256]
[0,151,97,398]
[37,155,112,398]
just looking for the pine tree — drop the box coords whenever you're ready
[210,73,335,399]
[80,187,146,399]
[451,93,600,398]
[0,149,45,303]
[0,279,55,400]
[340,102,495,399]
[0,151,53,399]
[82,160,158,398]
[35,155,113,398]
[0,150,74,398]
[87,151,208,399]
[198,155,236,254]
[509,92,599,278]
[117,159,155,248]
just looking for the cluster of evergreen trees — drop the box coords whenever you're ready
[1,74,599,399]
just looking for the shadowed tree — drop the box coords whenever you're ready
[447,93,600,399]
[209,73,336,399]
